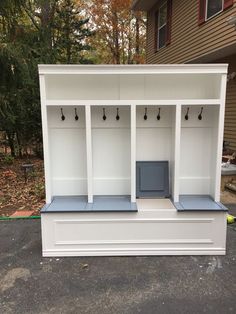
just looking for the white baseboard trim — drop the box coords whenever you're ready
[43,248,226,257]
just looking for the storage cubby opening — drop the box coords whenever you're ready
[179,105,219,198]
[136,105,176,199]
[45,73,221,101]
[91,106,131,196]
[48,106,87,196]
[142,74,221,100]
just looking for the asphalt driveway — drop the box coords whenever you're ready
[0,218,236,314]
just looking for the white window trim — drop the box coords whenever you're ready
[157,1,167,50]
[205,0,224,21]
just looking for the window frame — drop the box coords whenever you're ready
[205,0,224,21]
[157,1,168,50]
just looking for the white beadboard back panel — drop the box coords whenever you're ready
[49,128,87,195]
[91,106,130,128]
[144,74,221,100]
[47,106,85,128]
[136,128,172,161]
[180,105,219,195]
[92,128,131,194]
[136,106,174,161]
[45,73,221,101]
[92,107,131,195]
[46,74,120,100]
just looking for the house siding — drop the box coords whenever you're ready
[146,0,236,152]
[219,55,236,151]
[147,0,236,64]
[225,78,236,151]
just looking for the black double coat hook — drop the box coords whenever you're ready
[198,107,203,120]
[144,107,147,120]
[74,108,79,121]
[61,108,65,121]
[185,107,189,120]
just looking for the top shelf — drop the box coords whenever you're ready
[43,73,223,102]
[46,99,221,106]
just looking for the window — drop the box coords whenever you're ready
[155,0,172,51]
[198,0,233,25]
[206,0,223,20]
[158,3,167,49]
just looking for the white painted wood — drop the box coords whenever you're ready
[52,178,87,196]
[47,106,85,128]
[120,75,145,100]
[38,64,228,75]
[213,74,227,201]
[45,74,221,101]
[136,106,173,127]
[179,177,211,195]
[136,199,175,210]
[38,64,229,257]
[43,249,226,257]
[144,74,221,100]
[46,74,120,100]
[180,128,212,192]
[41,65,227,103]
[91,106,131,196]
[92,125,131,195]
[180,105,217,127]
[39,75,51,203]
[47,106,87,196]
[210,107,220,200]
[46,99,221,107]
[131,105,136,202]
[93,178,130,195]
[169,106,176,197]
[136,128,172,161]
[85,105,93,203]
[41,203,227,256]
[136,106,173,163]
[179,105,220,196]
[91,106,130,128]
[49,128,87,195]
[173,104,181,202]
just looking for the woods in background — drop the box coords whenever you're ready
[84,0,146,64]
[0,0,146,157]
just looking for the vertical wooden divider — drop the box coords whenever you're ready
[131,104,136,203]
[85,105,93,203]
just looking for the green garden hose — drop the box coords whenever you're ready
[0,215,40,220]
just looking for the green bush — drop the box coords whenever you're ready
[34,183,45,200]
[3,155,14,165]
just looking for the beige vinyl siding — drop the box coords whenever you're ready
[147,0,236,64]
[225,80,236,151]
[146,0,236,152]
[220,55,236,151]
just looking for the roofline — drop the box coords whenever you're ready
[38,64,228,75]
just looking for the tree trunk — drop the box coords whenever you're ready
[65,0,72,64]
[39,0,54,59]
[127,21,132,64]
[112,11,120,64]
[16,132,23,158]
[135,13,140,63]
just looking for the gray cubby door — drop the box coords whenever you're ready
[136,161,169,198]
